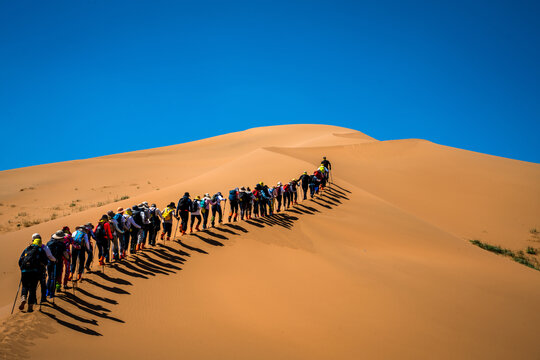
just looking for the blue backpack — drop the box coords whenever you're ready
[229,190,237,201]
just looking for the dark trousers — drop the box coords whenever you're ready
[39,270,47,301]
[211,205,222,226]
[229,200,238,219]
[21,272,40,305]
[96,239,109,261]
[276,195,282,212]
[202,210,209,229]
[149,223,159,245]
[191,214,201,229]
[130,228,139,252]
[47,261,62,297]
[122,232,130,252]
[253,200,259,216]
[180,210,189,231]
[85,245,93,270]
[162,222,173,237]
[71,247,86,274]
[293,191,298,203]
[302,185,308,200]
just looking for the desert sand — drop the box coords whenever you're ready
[0,124,539,359]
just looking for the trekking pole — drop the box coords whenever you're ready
[52,263,57,305]
[11,278,22,315]
[173,217,179,241]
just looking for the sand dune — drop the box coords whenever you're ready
[1,124,539,359]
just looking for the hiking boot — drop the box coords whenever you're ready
[68,273,73,281]
[166,236,170,241]
[141,243,145,249]
[160,233,165,240]
[27,304,34,313]
[77,273,82,281]
[19,296,26,311]
[195,225,200,231]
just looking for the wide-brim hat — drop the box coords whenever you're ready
[52,230,65,240]
[117,207,124,213]
[168,202,176,208]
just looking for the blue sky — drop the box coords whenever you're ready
[1,0,539,170]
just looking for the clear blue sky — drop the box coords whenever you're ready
[1,0,539,170]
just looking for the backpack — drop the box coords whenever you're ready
[190,200,199,212]
[240,192,250,202]
[162,207,174,221]
[114,213,124,228]
[178,197,190,211]
[73,230,85,249]
[47,239,65,259]
[132,210,143,225]
[211,194,217,202]
[95,223,106,241]
[19,245,44,271]
[284,184,290,192]
[252,190,259,199]
[229,190,237,201]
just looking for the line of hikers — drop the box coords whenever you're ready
[16,157,331,312]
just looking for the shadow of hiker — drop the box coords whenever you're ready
[140,252,183,270]
[245,220,265,228]
[75,286,118,305]
[147,248,186,263]
[41,310,102,336]
[331,184,352,193]
[49,302,99,325]
[60,294,124,323]
[159,243,191,257]
[176,240,209,254]
[133,257,174,275]
[214,227,238,235]
[92,271,133,286]
[297,204,320,213]
[115,261,153,278]
[83,278,131,295]
[224,224,248,233]
[201,230,228,240]
[310,199,332,209]
[191,233,224,247]
[324,188,349,200]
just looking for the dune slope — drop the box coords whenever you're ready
[1,124,539,360]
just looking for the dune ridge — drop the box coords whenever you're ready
[1,124,539,359]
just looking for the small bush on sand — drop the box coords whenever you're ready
[469,239,539,271]
[526,247,537,255]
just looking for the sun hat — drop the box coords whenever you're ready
[52,230,65,240]
[32,233,41,240]
[117,207,124,213]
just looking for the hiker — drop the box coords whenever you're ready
[95,215,113,265]
[160,202,176,241]
[318,165,328,191]
[298,171,310,200]
[124,208,141,254]
[283,182,292,209]
[228,187,239,222]
[176,192,192,236]
[245,187,254,219]
[321,156,331,181]
[37,235,57,304]
[275,182,283,212]
[190,195,202,232]
[252,186,260,218]
[131,205,145,251]
[83,223,95,272]
[18,234,50,312]
[148,203,162,246]
[290,179,299,205]
[108,210,124,261]
[210,192,225,227]
[257,183,268,216]
[314,169,324,194]
[70,226,91,279]
[60,226,74,290]
[239,187,251,220]
[201,193,212,229]
[113,208,127,258]
[139,202,151,249]
[46,230,70,298]
[309,172,320,198]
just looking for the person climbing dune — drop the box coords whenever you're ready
[18,234,50,312]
